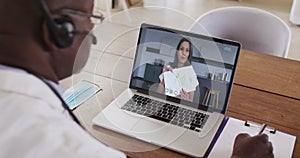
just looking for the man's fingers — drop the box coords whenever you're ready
[267,141,273,153]
[256,134,269,143]
[235,133,250,141]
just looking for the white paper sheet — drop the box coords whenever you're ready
[163,71,181,97]
[172,66,199,92]
[162,65,199,97]
[208,117,296,158]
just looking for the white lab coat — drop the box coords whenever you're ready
[290,0,300,24]
[0,69,125,158]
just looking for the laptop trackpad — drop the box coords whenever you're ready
[132,118,186,145]
[132,118,165,133]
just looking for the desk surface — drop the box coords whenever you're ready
[64,24,300,158]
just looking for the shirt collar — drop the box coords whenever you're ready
[0,64,65,96]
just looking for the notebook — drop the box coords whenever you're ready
[208,117,296,158]
[93,23,241,157]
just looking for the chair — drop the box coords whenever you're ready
[95,0,131,22]
[290,0,300,25]
[105,0,131,21]
[189,7,291,58]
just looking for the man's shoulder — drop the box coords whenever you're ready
[0,69,63,111]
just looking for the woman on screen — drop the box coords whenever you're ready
[156,38,196,102]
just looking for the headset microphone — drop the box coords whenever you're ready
[35,0,75,48]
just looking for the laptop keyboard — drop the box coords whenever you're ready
[121,94,209,133]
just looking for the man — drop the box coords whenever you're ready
[0,0,273,158]
[0,0,125,157]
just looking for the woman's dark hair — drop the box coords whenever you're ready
[173,38,193,67]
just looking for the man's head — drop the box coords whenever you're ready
[0,0,101,82]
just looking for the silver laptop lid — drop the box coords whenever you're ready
[129,23,240,114]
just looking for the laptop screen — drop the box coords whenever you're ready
[129,23,240,114]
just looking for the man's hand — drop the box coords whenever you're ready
[231,133,274,158]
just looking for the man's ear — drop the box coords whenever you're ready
[41,20,59,51]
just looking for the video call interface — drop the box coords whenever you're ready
[130,25,240,113]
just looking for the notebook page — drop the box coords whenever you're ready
[208,117,296,158]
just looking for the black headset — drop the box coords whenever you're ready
[35,0,75,48]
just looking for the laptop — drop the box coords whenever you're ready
[93,23,241,157]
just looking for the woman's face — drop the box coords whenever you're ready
[177,41,190,67]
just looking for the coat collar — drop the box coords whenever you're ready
[0,69,65,112]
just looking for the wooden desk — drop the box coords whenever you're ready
[69,32,300,157]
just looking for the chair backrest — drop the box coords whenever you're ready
[189,6,291,58]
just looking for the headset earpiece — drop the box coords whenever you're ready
[35,0,76,48]
[50,17,75,48]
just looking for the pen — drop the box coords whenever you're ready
[258,124,267,135]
